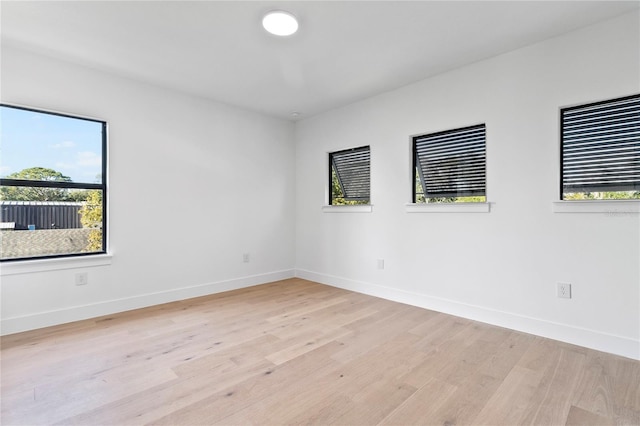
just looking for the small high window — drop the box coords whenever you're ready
[413,124,486,203]
[561,94,640,200]
[329,146,370,205]
[0,105,107,261]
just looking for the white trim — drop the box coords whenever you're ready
[295,269,640,361]
[405,202,491,213]
[322,205,373,213]
[0,269,295,335]
[1,253,113,276]
[552,200,640,214]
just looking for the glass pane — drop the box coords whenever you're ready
[424,196,487,203]
[0,106,103,184]
[0,189,104,260]
[331,167,369,205]
[415,167,486,203]
[563,191,640,200]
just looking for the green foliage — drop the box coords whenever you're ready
[66,189,91,202]
[564,191,640,200]
[0,167,74,201]
[424,196,486,203]
[331,168,368,205]
[79,190,103,252]
[3,167,71,182]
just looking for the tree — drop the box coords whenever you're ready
[0,167,73,201]
[79,190,103,252]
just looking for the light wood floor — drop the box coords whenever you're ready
[1,278,639,425]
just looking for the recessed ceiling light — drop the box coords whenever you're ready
[262,11,298,36]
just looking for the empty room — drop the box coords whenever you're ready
[1,1,639,425]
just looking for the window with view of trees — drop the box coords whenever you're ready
[413,124,486,203]
[0,104,107,261]
[329,146,370,205]
[561,94,640,200]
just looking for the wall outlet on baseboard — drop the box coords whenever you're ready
[377,259,385,270]
[243,253,250,263]
[557,282,571,299]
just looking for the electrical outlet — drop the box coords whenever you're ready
[243,253,250,263]
[75,272,88,286]
[377,259,385,270]
[557,282,571,299]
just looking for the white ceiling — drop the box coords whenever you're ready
[2,1,638,121]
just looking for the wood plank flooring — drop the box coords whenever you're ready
[1,278,639,425]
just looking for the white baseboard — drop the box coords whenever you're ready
[5,268,637,361]
[1,269,295,336]
[295,269,640,361]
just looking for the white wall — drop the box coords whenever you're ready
[295,12,640,359]
[1,45,296,333]
[2,11,638,361]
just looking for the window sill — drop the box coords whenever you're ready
[552,200,640,214]
[1,253,113,276]
[405,202,491,213]
[322,205,373,213]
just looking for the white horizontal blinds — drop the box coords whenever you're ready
[562,94,640,195]
[414,124,486,198]
[331,146,370,200]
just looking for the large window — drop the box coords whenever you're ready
[329,146,370,205]
[413,124,486,203]
[561,94,640,200]
[0,105,107,261]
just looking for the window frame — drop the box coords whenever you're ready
[0,104,108,262]
[559,93,640,200]
[328,145,371,206]
[412,123,487,203]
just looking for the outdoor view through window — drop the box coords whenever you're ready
[0,105,107,261]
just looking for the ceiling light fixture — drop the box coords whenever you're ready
[262,11,298,36]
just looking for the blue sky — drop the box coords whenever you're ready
[0,106,103,183]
